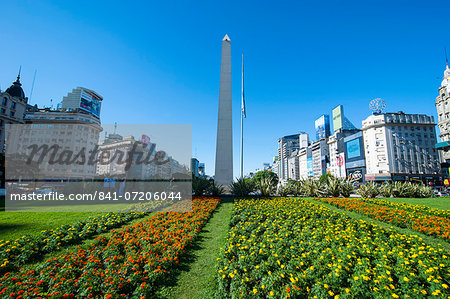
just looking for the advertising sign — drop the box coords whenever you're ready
[141,134,150,146]
[332,105,343,132]
[347,138,361,159]
[307,157,313,177]
[315,115,330,140]
[80,91,101,118]
[336,153,346,177]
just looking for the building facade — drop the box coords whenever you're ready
[7,108,103,180]
[287,149,299,180]
[298,147,311,179]
[277,134,301,181]
[327,129,360,178]
[344,131,366,182]
[436,63,450,163]
[315,115,331,140]
[362,112,440,183]
[311,139,329,178]
[0,73,28,153]
[62,87,102,119]
[191,158,200,177]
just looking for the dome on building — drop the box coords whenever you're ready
[5,73,25,99]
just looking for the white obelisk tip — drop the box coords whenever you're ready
[223,34,230,41]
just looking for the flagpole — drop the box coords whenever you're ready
[240,53,244,179]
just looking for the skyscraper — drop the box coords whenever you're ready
[214,34,233,185]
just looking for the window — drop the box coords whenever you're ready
[11,102,16,110]
[2,98,7,106]
[10,111,15,117]
[1,108,5,114]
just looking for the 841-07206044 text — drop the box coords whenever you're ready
[97,191,182,201]
[8,191,182,201]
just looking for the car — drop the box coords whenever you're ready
[434,190,449,197]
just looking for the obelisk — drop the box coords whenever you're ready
[214,34,233,186]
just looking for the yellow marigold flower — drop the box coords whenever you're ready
[229,273,234,278]
[354,276,359,281]
[391,293,399,298]
[253,289,257,294]
[403,277,409,282]
[345,288,350,293]
[328,291,334,296]
[442,284,448,289]
[324,284,329,289]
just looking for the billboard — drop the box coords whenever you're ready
[80,90,101,118]
[347,138,361,159]
[336,153,346,177]
[307,157,313,177]
[345,134,364,163]
[332,105,343,132]
[315,115,330,140]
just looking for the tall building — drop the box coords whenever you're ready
[191,158,200,177]
[362,112,440,183]
[278,134,301,181]
[198,163,205,177]
[298,147,311,179]
[436,62,450,163]
[0,72,28,153]
[332,105,357,132]
[271,156,280,179]
[62,87,102,119]
[311,139,329,178]
[315,115,331,140]
[287,149,300,180]
[214,34,233,186]
[327,128,360,178]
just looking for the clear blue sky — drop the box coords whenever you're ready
[1,0,449,176]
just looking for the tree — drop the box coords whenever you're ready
[252,170,278,186]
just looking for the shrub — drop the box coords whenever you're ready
[257,177,275,197]
[358,181,380,198]
[192,175,210,196]
[340,178,354,197]
[209,181,225,196]
[300,177,323,197]
[231,177,255,196]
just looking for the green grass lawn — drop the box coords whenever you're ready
[379,197,449,210]
[154,198,234,299]
[0,211,101,241]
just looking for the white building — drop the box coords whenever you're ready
[277,134,300,181]
[362,112,440,182]
[327,129,360,178]
[436,63,450,162]
[7,108,102,180]
[287,150,299,180]
[311,139,329,178]
[298,147,311,179]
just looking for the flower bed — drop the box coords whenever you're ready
[315,197,450,240]
[217,198,449,298]
[0,198,220,298]
[359,197,450,219]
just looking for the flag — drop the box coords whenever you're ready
[241,53,246,118]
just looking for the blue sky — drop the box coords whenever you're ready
[1,0,449,176]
